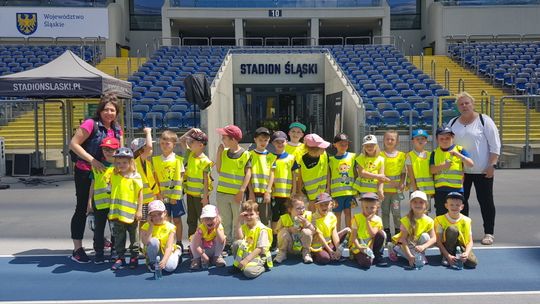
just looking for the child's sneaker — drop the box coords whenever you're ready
[104,238,112,249]
[441,256,449,267]
[94,253,105,265]
[222,244,231,257]
[71,248,91,264]
[273,251,287,263]
[387,243,398,262]
[129,256,138,269]
[211,255,227,267]
[111,258,126,270]
[302,249,313,264]
[373,256,388,267]
[190,258,201,271]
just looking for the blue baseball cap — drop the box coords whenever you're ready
[412,129,429,139]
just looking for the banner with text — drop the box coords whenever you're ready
[0,7,109,38]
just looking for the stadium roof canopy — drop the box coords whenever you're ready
[0,50,131,99]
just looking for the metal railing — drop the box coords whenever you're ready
[458,78,465,92]
[170,0,383,8]
[444,68,451,89]
[430,59,436,79]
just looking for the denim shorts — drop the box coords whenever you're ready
[333,195,354,212]
[166,199,186,218]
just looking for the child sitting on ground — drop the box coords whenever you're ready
[190,204,227,270]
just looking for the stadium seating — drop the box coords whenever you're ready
[449,42,540,95]
[0,45,97,76]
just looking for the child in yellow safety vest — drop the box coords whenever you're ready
[248,127,277,228]
[231,200,273,279]
[189,204,226,270]
[87,136,118,264]
[435,192,478,268]
[310,193,351,265]
[130,127,159,222]
[429,126,474,216]
[297,133,329,211]
[273,194,316,264]
[108,147,143,270]
[380,130,407,238]
[215,124,252,254]
[285,121,307,162]
[140,200,182,273]
[350,192,388,268]
[328,133,356,230]
[179,128,213,238]
[387,191,437,269]
[406,129,434,213]
[152,130,185,251]
[269,131,298,249]
[354,135,390,200]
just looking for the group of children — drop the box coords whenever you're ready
[83,121,478,279]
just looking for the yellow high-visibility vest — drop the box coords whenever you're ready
[350,213,383,254]
[217,149,251,194]
[311,212,337,250]
[381,151,406,193]
[184,152,213,197]
[233,222,273,269]
[92,166,114,210]
[435,214,472,246]
[108,172,143,224]
[329,152,357,197]
[299,155,328,201]
[152,155,184,200]
[272,153,296,198]
[279,211,313,227]
[433,145,464,189]
[354,154,384,194]
[250,150,277,194]
[135,157,159,204]
[392,215,434,244]
[408,151,435,195]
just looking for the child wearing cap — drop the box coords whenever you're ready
[189,204,226,270]
[297,133,330,211]
[248,127,277,229]
[231,200,273,279]
[354,135,390,200]
[406,129,434,212]
[350,193,387,268]
[435,192,478,268]
[273,194,315,264]
[328,133,357,230]
[310,193,351,264]
[269,130,299,249]
[430,126,474,216]
[215,124,252,254]
[152,130,186,250]
[87,136,118,264]
[131,127,159,222]
[387,190,437,268]
[380,130,407,238]
[179,128,213,238]
[109,147,144,270]
[285,121,307,162]
[140,200,182,273]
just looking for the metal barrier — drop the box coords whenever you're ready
[291,37,316,46]
[499,95,540,163]
[210,37,236,46]
[444,68,450,89]
[430,59,436,79]
[183,37,210,46]
[264,37,291,46]
[345,36,372,45]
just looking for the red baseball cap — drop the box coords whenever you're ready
[217,125,242,141]
[100,137,120,149]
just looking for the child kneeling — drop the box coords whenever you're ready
[190,204,227,270]
[231,200,273,279]
[274,194,316,264]
[140,200,182,273]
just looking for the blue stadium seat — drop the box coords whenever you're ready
[170,104,189,113]
[164,112,184,130]
[144,112,164,129]
[377,102,394,113]
[402,110,420,126]
[365,111,382,127]
[395,102,412,115]
[414,102,431,112]
[381,110,401,128]
[132,112,144,129]
[133,104,150,114]
[421,110,434,126]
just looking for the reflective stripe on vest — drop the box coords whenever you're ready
[311,212,337,250]
[353,154,384,194]
[185,153,213,197]
[299,155,328,201]
[272,153,296,198]
[381,151,406,193]
[135,158,158,204]
[92,167,113,210]
[279,211,312,227]
[433,146,464,189]
[152,155,184,200]
[329,152,356,197]
[233,222,273,269]
[108,173,142,224]
[436,214,472,246]
[217,149,251,194]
